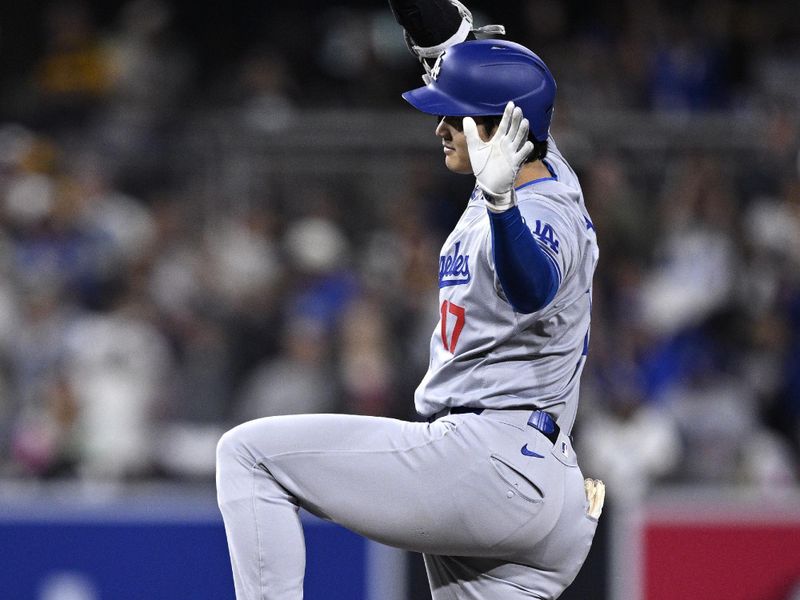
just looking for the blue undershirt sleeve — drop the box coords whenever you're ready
[488,205,560,314]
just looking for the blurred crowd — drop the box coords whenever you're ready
[0,0,798,500]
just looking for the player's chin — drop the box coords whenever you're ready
[444,155,474,175]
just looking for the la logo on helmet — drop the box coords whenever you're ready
[430,52,445,81]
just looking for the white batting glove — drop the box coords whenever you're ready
[463,102,534,213]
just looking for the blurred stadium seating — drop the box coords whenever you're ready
[0,0,798,598]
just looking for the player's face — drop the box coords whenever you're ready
[435,116,495,174]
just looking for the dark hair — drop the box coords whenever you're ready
[480,116,548,163]
[528,138,549,162]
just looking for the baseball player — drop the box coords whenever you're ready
[216,5,604,599]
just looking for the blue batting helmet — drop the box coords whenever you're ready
[402,39,556,142]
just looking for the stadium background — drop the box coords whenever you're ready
[0,0,799,598]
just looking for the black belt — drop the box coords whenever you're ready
[430,406,561,445]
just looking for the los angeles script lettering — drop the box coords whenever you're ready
[439,241,471,287]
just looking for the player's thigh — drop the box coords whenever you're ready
[217,414,453,546]
[217,413,537,555]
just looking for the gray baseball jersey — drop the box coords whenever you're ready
[216,138,601,600]
[416,137,599,436]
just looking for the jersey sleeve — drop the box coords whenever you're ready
[486,193,579,314]
[488,206,560,313]
[516,194,579,287]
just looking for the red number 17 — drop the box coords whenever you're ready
[440,300,466,353]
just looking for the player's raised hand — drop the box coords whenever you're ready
[463,101,534,213]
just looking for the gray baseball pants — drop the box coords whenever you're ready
[216,409,599,599]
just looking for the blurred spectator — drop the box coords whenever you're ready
[105,0,193,115]
[236,316,338,419]
[92,0,193,192]
[362,188,445,387]
[70,156,157,267]
[580,391,682,501]
[583,155,653,263]
[8,281,76,476]
[338,298,396,417]
[154,307,232,479]
[205,211,281,311]
[33,0,113,128]
[60,290,171,480]
[5,172,116,309]
[233,49,296,133]
[648,32,731,112]
[284,215,359,328]
[579,308,683,501]
[745,105,800,200]
[146,199,239,423]
[663,351,758,483]
[740,429,798,488]
[663,350,797,487]
[147,198,205,320]
[639,157,739,336]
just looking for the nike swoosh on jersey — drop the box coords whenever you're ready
[520,444,545,458]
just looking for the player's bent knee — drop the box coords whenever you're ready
[215,422,258,482]
[216,417,282,473]
[216,426,242,466]
[216,423,263,509]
